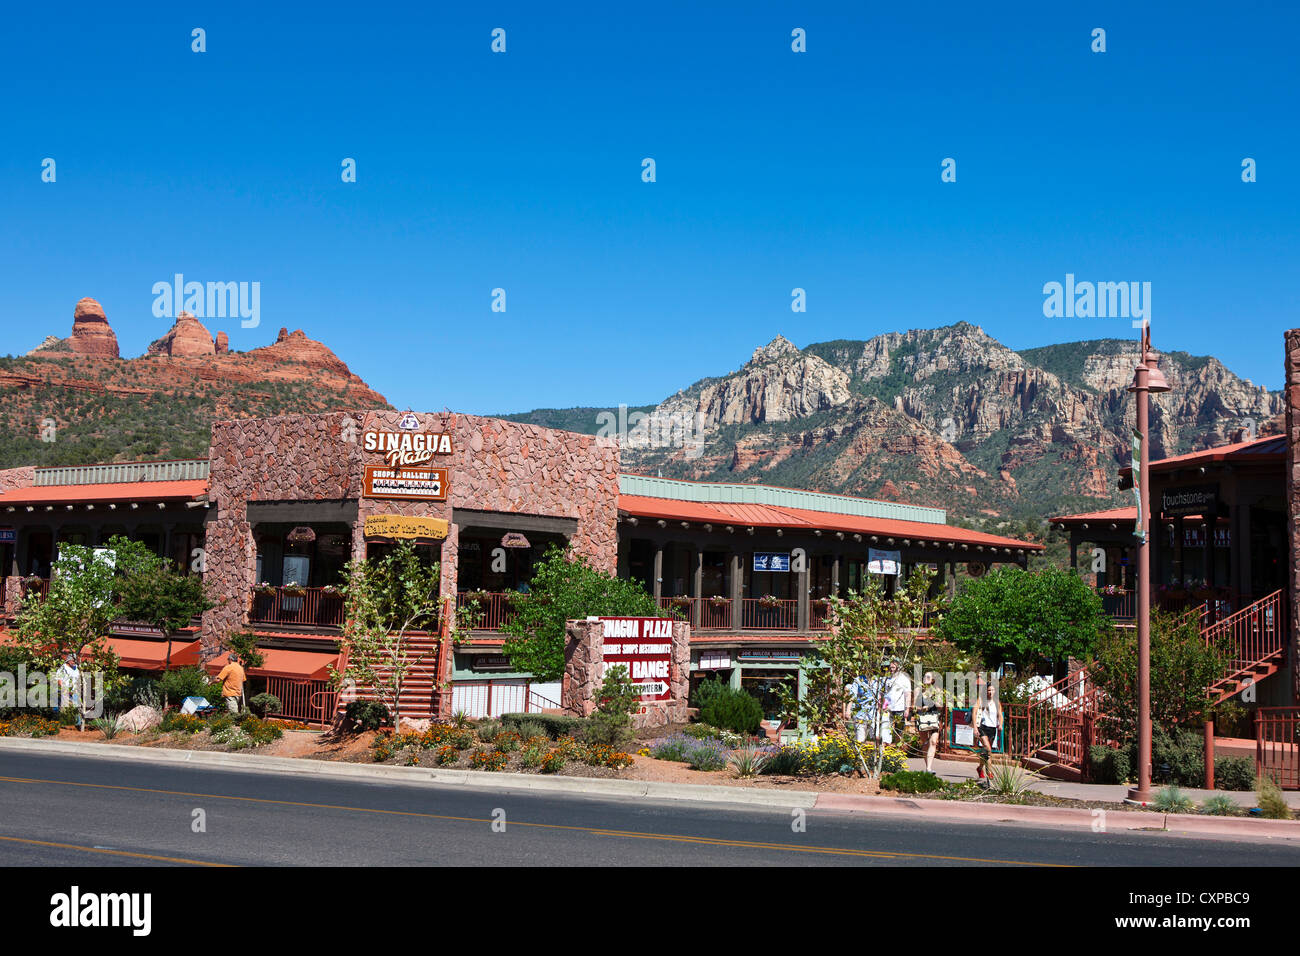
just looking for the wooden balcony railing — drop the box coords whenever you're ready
[457,591,520,631]
[249,587,346,629]
[1097,587,1135,620]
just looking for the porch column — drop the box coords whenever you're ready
[831,554,841,597]
[729,552,743,630]
[1069,533,1078,570]
[652,545,663,602]
[692,550,703,629]
[796,555,809,632]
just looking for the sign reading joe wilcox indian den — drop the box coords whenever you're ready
[599,617,673,702]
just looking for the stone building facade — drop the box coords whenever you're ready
[201,409,619,654]
[1286,330,1300,697]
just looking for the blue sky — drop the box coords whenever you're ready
[1,1,1295,413]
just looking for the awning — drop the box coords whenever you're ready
[205,647,339,681]
[103,636,201,671]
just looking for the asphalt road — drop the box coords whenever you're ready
[1,750,1297,867]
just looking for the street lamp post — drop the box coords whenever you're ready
[1126,326,1170,803]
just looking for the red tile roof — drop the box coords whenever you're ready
[1118,434,1286,479]
[1050,507,1137,525]
[0,479,208,506]
[617,495,1042,551]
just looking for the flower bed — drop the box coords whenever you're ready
[368,723,634,773]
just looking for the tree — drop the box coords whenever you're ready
[331,542,458,731]
[498,545,662,682]
[584,664,641,747]
[113,543,214,706]
[778,567,938,778]
[11,537,156,722]
[934,565,1108,673]
[1091,609,1230,743]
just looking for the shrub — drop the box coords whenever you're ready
[880,770,945,794]
[1214,756,1255,792]
[159,667,215,704]
[470,749,508,771]
[684,738,728,771]
[236,716,284,746]
[160,711,206,734]
[1088,745,1132,785]
[130,678,163,710]
[540,749,565,773]
[248,693,282,717]
[493,731,522,754]
[0,714,61,737]
[212,725,253,750]
[1153,786,1196,814]
[699,687,764,735]
[583,665,640,748]
[682,723,723,740]
[759,744,805,776]
[1151,727,1206,788]
[1200,794,1240,816]
[691,677,729,709]
[1256,774,1292,820]
[58,706,80,727]
[650,735,692,762]
[521,743,548,768]
[436,745,459,766]
[343,700,390,732]
[499,712,586,739]
[513,719,547,741]
[477,719,502,742]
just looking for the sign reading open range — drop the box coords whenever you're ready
[362,465,449,501]
[599,616,674,702]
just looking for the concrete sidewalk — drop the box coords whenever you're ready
[907,755,1300,808]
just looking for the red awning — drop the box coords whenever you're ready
[0,479,208,507]
[103,636,201,671]
[205,647,339,681]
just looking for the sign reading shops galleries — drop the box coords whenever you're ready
[599,617,673,702]
[362,466,448,501]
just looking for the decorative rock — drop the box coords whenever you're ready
[67,297,120,357]
[215,331,229,354]
[398,718,431,734]
[118,705,162,733]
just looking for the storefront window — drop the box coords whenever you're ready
[741,669,797,723]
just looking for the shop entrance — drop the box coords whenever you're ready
[741,668,798,723]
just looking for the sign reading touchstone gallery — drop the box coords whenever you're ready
[1161,484,1218,518]
[599,617,673,702]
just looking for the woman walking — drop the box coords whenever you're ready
[975,681,1002,781]
[913,671,944,773]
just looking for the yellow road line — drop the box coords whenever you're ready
[0,774,1066,866]
[0,833,231,866]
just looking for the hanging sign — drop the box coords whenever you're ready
[501,533,531,549]
[753,552,790,572]
[1131,429,1144,543]
[599,617,673,702]
[0,528,15,544]
[363,465,448,501]
[868,549,901,575]
[363,514,449,540]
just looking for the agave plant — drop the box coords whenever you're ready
[728,743,770,778]
[91,716,120,740]
[985,760,1036,797]
[1200,794,1240,817]
[1153,786,1196,814]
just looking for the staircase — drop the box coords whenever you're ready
[1205,590,1286,704]
[1016,589,1288,780]
[338,597,455,726]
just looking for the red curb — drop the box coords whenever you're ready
[813,792,1300,839]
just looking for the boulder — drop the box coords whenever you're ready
[67,297,120,357]
[117,705,162,733]
[397,717,431,734]
[215,331,229,354]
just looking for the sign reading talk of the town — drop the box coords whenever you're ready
[363,429,453,467]
[363,465,449,501]
[363,514,449,540]
[599,617,673,702]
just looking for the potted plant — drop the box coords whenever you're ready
[758,594,783,608]
[708,595,731,608]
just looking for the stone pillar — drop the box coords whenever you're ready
[1284,328,1300,697]
[562,617,690,727]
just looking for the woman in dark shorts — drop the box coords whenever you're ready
[975,681,1002,781]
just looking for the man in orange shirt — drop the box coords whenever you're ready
[214,653,247,713]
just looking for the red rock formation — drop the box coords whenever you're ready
[67,297,119,357]
[147,311,216,358]
[215,331,229,354]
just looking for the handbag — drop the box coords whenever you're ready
[917,711,940,731]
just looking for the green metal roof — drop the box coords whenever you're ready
[618,474,946,525]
